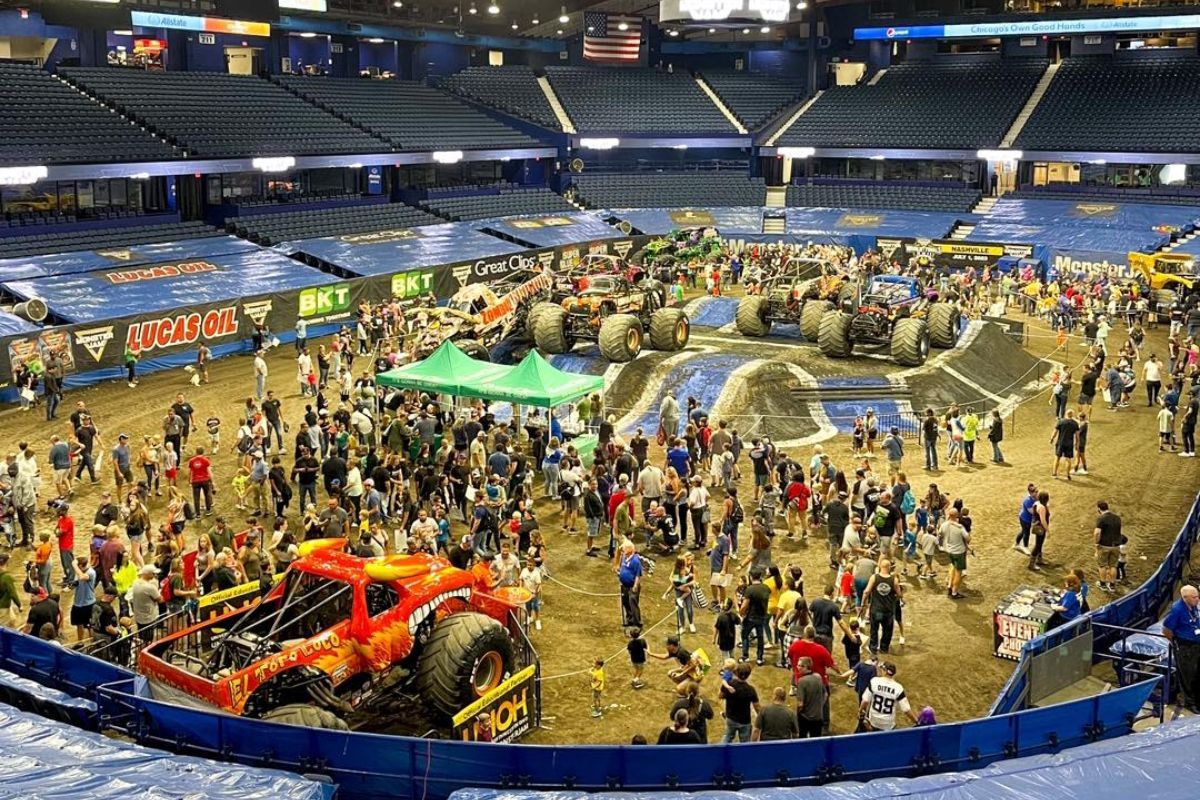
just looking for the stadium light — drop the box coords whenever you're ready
[1087,159,1107,165]
[674,144,688,150]
[761,26,770,33]
[367,37,385,43]
[433,150,464,164]
[253,156,296,172]
[741,27,750,34]
[668,29,679,36]
[129,172,152,180]
[618,21,629,30]
[976,149,1022,162]
[0,166,48,185]
[112,29,133,36]
[468,3,477,13]
[777,147,815,159]
[299,32,318,38]
[511,22,518,29]
[556,29,564,35]
[796,1,807,8]
[487,3,500,14]
[559,5,569,23]
[870,155,885,161]
[580,138,620,150]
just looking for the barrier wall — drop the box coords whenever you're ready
[991,491,1200,715]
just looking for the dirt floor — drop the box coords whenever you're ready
[1,288,1196,746]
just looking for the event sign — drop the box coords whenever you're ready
[451,665,538,743]
[877,237,1034,268]
[660,0,794,24]
[854,13,1200,40]
[130,11,271,37]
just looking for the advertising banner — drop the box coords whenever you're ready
[877,237,1034,269]
[451,664,538,743]
[1049,249,1131,278]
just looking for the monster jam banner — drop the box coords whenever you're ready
[876,237,1034,269]
[669,209,717,227]
[507,217,576,229]
[1048,249,1132,279]
[452,664,538,743]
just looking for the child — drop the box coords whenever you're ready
[916,706,938,726]
[914,498,929,535]
[34,533,53,594]
[851,417,865,456]
[837,553,855,611]
[900,525,917,577]
[843,618,863,669]
[718,657,736,693]
[206,415,221,452]
[713,599,738,661]
[231,467,249,511]
[590,658,605,718]
[627,627,647,689]
[1158,403,1176,452]
[1117,534,1129,584]
[1072,567,1091,614]
[917,526,939,580]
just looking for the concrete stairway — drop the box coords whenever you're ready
[1000,61,1059,148]
[537,75,576,134]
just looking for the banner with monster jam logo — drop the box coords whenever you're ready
[877,237,1034,269]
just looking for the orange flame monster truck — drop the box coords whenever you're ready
[138,540,527,729]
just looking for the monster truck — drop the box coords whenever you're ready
[1129,251,1197,307]
[736,257,857,341]
[399,270,553,364]
[816,275,960,367]
[530,267,689,362]
[631,227,723,281]
[138,540,528,728]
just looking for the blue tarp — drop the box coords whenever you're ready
[966,222,1169,254]
[450,715,1200,800]
[0,700,332,799]
[0,311,38,336]
[475,212,626,247]
[985,198,1200,233]
[785,207,962,240]
[1169,237,1200,257]
[0,235,260,283]
[276,222,526,277]
[1,249,331,324]
[602,207,767,235]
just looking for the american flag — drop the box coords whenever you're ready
[584,12,642,63]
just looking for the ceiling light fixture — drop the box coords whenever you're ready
[392,0,403,6]
[761,26,770,33]
[796,1,807,7]
[468,3,477,13]
[668,29,679,36]
[487,2,499,14]
[617,21,629,30]
[556,29,563,35]
[559,6,568,23]
[532,16,539,24]
[368,37,384,43]
[112,29,132,36]
[708,27,716,33]
[299,32,318,38]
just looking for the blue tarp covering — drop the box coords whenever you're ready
[476,212,626,247]
[785,207,961,240]
[0,700,332,799]
[1169,237,1200,257]
[603,207,767,235]
[450,715,1200,800]
[985,197,1200,233]
[0,311,37,336]
[0,235,260,283]
[277,222,526,276]
[966,222,1169,254]
[1,249,331,324]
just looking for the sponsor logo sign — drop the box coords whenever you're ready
[102,260,219,284]
[612,240,634,258]
[241,300,273,326]
[509,216,575,230]
[299,284,353,319]
[994,613,1043,661]
[74,326,115,362]
[339,229,420,245]
[478,273,554,327]
[449,253,542,289]
[391,270,435,299]
[97,249,137,262]
[1052,253,1129,278]
[668,209,716,226]
[837,213,883,228]
[126,307,239,353]
[1071,203,1118,218]
[452,665,538,743]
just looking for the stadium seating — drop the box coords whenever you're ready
[0,63,178,166]
[545,67,737,134]
[786,182,981,212]
[0,220,220,259]
[699,70,807,130]
[776,59,1047,149]
[60,68,385,158]
[1016,54,1200,152]
[276,76,543,151]
[420,187,576,221]
[570,172,766,208]
[440,66,560,130]
[1009,186,1200,207]
[228,203,443,246]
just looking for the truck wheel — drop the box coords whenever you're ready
[891,317,930,367]
[735,295,771,337]
[599,314,643,362]
[454,340,490,362]
[800,300,831,342]
[531,302,571,354]
[927,302,960,349]
[416,612,515,718]
[837,281,858,309]
[649,308,690,351]
[817,310,853,359]
[260,703,350,730]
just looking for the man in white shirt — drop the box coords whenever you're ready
[859,662,917,731]
[297,349,313,396]
[637,462,664,516]
[519,557,543,630]
[409,508,439,550]
[491,541,520,587]
[1143,354,1163,407]
[253,351,268,401]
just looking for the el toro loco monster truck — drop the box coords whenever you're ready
[736,257,857,342]
[139,541,527,729]
[530,254,690,362]
[817,275,959,367]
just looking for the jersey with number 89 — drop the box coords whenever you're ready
[862,676,911,731]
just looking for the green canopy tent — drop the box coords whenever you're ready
[375,340,506,396]
[473,349,603,408]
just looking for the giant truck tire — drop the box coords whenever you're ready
[259,703,350,730]
[599,314,644,362]
[800,300,832,342]
[416,612,515,718]
[649,307,690,351]
[927,302,961,350]
[837,280,858,309]
[735,295,771,337]
[817,310,854,359]
[454,339,490,362]
[530,302,571,354]
[890,317,930,367]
